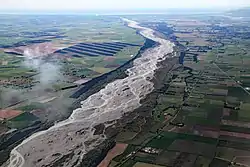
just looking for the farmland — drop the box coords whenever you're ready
[0,15,144,108]
[0,15,145,165]
[0,15,144,91]
[96,13,250,167]
[1,10,250,167]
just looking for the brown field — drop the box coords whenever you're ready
[133,162,165,167]
[0,109,22,120]
[220,131,250,139]
[198,55,206,61]
[191,38,210,46]
[97,143,128,167]
[174,32,210,46]
[174,33,197,38]
[30,109,45,118]
[104,56,115,62]
[216,147,250,166]
[168,20,209,26]
[91,67,110,74]
[168,139,216,157]
[235,156,250,166]
[155,151,180,166]
[171,125,219,138]
[222,120,250,128]
[2,42,59,56]
[223,108,231,117]
[198,130,220,138]
[73,78,91,85]
[216,147,250,161]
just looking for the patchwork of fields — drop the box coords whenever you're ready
[97,15,250,167]
[0,15,144,141]
[56,42,140,57]
[2,13,250,167]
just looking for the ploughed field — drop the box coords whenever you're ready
[55,42,141,57]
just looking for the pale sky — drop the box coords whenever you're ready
[0,0,250,11]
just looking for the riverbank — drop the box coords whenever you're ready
[78,53,179,167]
[0,30,157,167]
[0,35,154,167]
[4,19,175,167]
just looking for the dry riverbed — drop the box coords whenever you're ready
[4,18,175,167]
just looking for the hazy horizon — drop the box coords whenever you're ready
[1,0,250,12]
[0,8,233,15]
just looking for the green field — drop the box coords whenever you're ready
[0,15,144,93]
[7,112,39,129]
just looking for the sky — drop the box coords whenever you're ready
[0,0,250,11]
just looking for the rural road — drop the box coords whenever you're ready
[5,18,174,167]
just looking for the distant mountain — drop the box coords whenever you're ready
[228,7,250,17]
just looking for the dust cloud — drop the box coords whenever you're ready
[23,47,62,86]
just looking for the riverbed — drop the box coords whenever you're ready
[5,18,174,167]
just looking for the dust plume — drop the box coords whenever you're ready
[23,47,62,86]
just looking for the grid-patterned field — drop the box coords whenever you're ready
[54,42,141,57]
